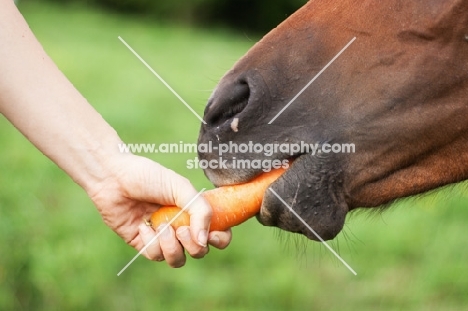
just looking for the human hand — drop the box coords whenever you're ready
[0,0,231,268]
[88,154,232,267]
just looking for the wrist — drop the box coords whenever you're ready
[75,136,131,198]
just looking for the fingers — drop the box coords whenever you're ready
[208,229,232,249]
[188,197,212,248]
[138,224,164,261]
[172,178,212,248]
[138,224,232,266]
[121,157,228,263]
[176,226,209,258]
[151,163,213,248]
[138,223,186,268]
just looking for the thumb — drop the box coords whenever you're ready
[167,172,212,248]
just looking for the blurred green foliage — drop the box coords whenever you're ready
[1,2,468,310]
[43,0,306,32]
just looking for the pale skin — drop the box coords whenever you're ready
[0,0,231,268]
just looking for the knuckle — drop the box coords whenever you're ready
[188,246,209,259]
[204,206,213,218]
[146,250,164,262]
[209,231,232,250]
[213,242,228,250]
[216,238,231,250]
[163,244,181,258]
[142,250,164,262]
[169,257,186,268]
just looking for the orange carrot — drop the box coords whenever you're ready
[149,168,286,232]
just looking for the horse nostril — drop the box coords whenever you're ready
[204,80,250,127]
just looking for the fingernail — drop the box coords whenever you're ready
[157,224,171,239]
[139,223,152,234]
[209,234,220,245]
[197,230,208,247]
[176,227,191,242]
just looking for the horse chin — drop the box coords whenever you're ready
[257,154,349,241]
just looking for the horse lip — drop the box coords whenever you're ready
[204,151,303,186]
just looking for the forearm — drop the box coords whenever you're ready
[0,0,121,193]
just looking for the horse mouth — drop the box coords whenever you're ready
[200,146,348,241]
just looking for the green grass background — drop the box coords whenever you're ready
[1,2,468,310]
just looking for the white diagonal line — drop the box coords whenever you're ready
[117,188,206,276]
[268,37,356,124]
[118,36,207,124]
[268,188,357,275]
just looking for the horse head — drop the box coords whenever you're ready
[198,0,468,240]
